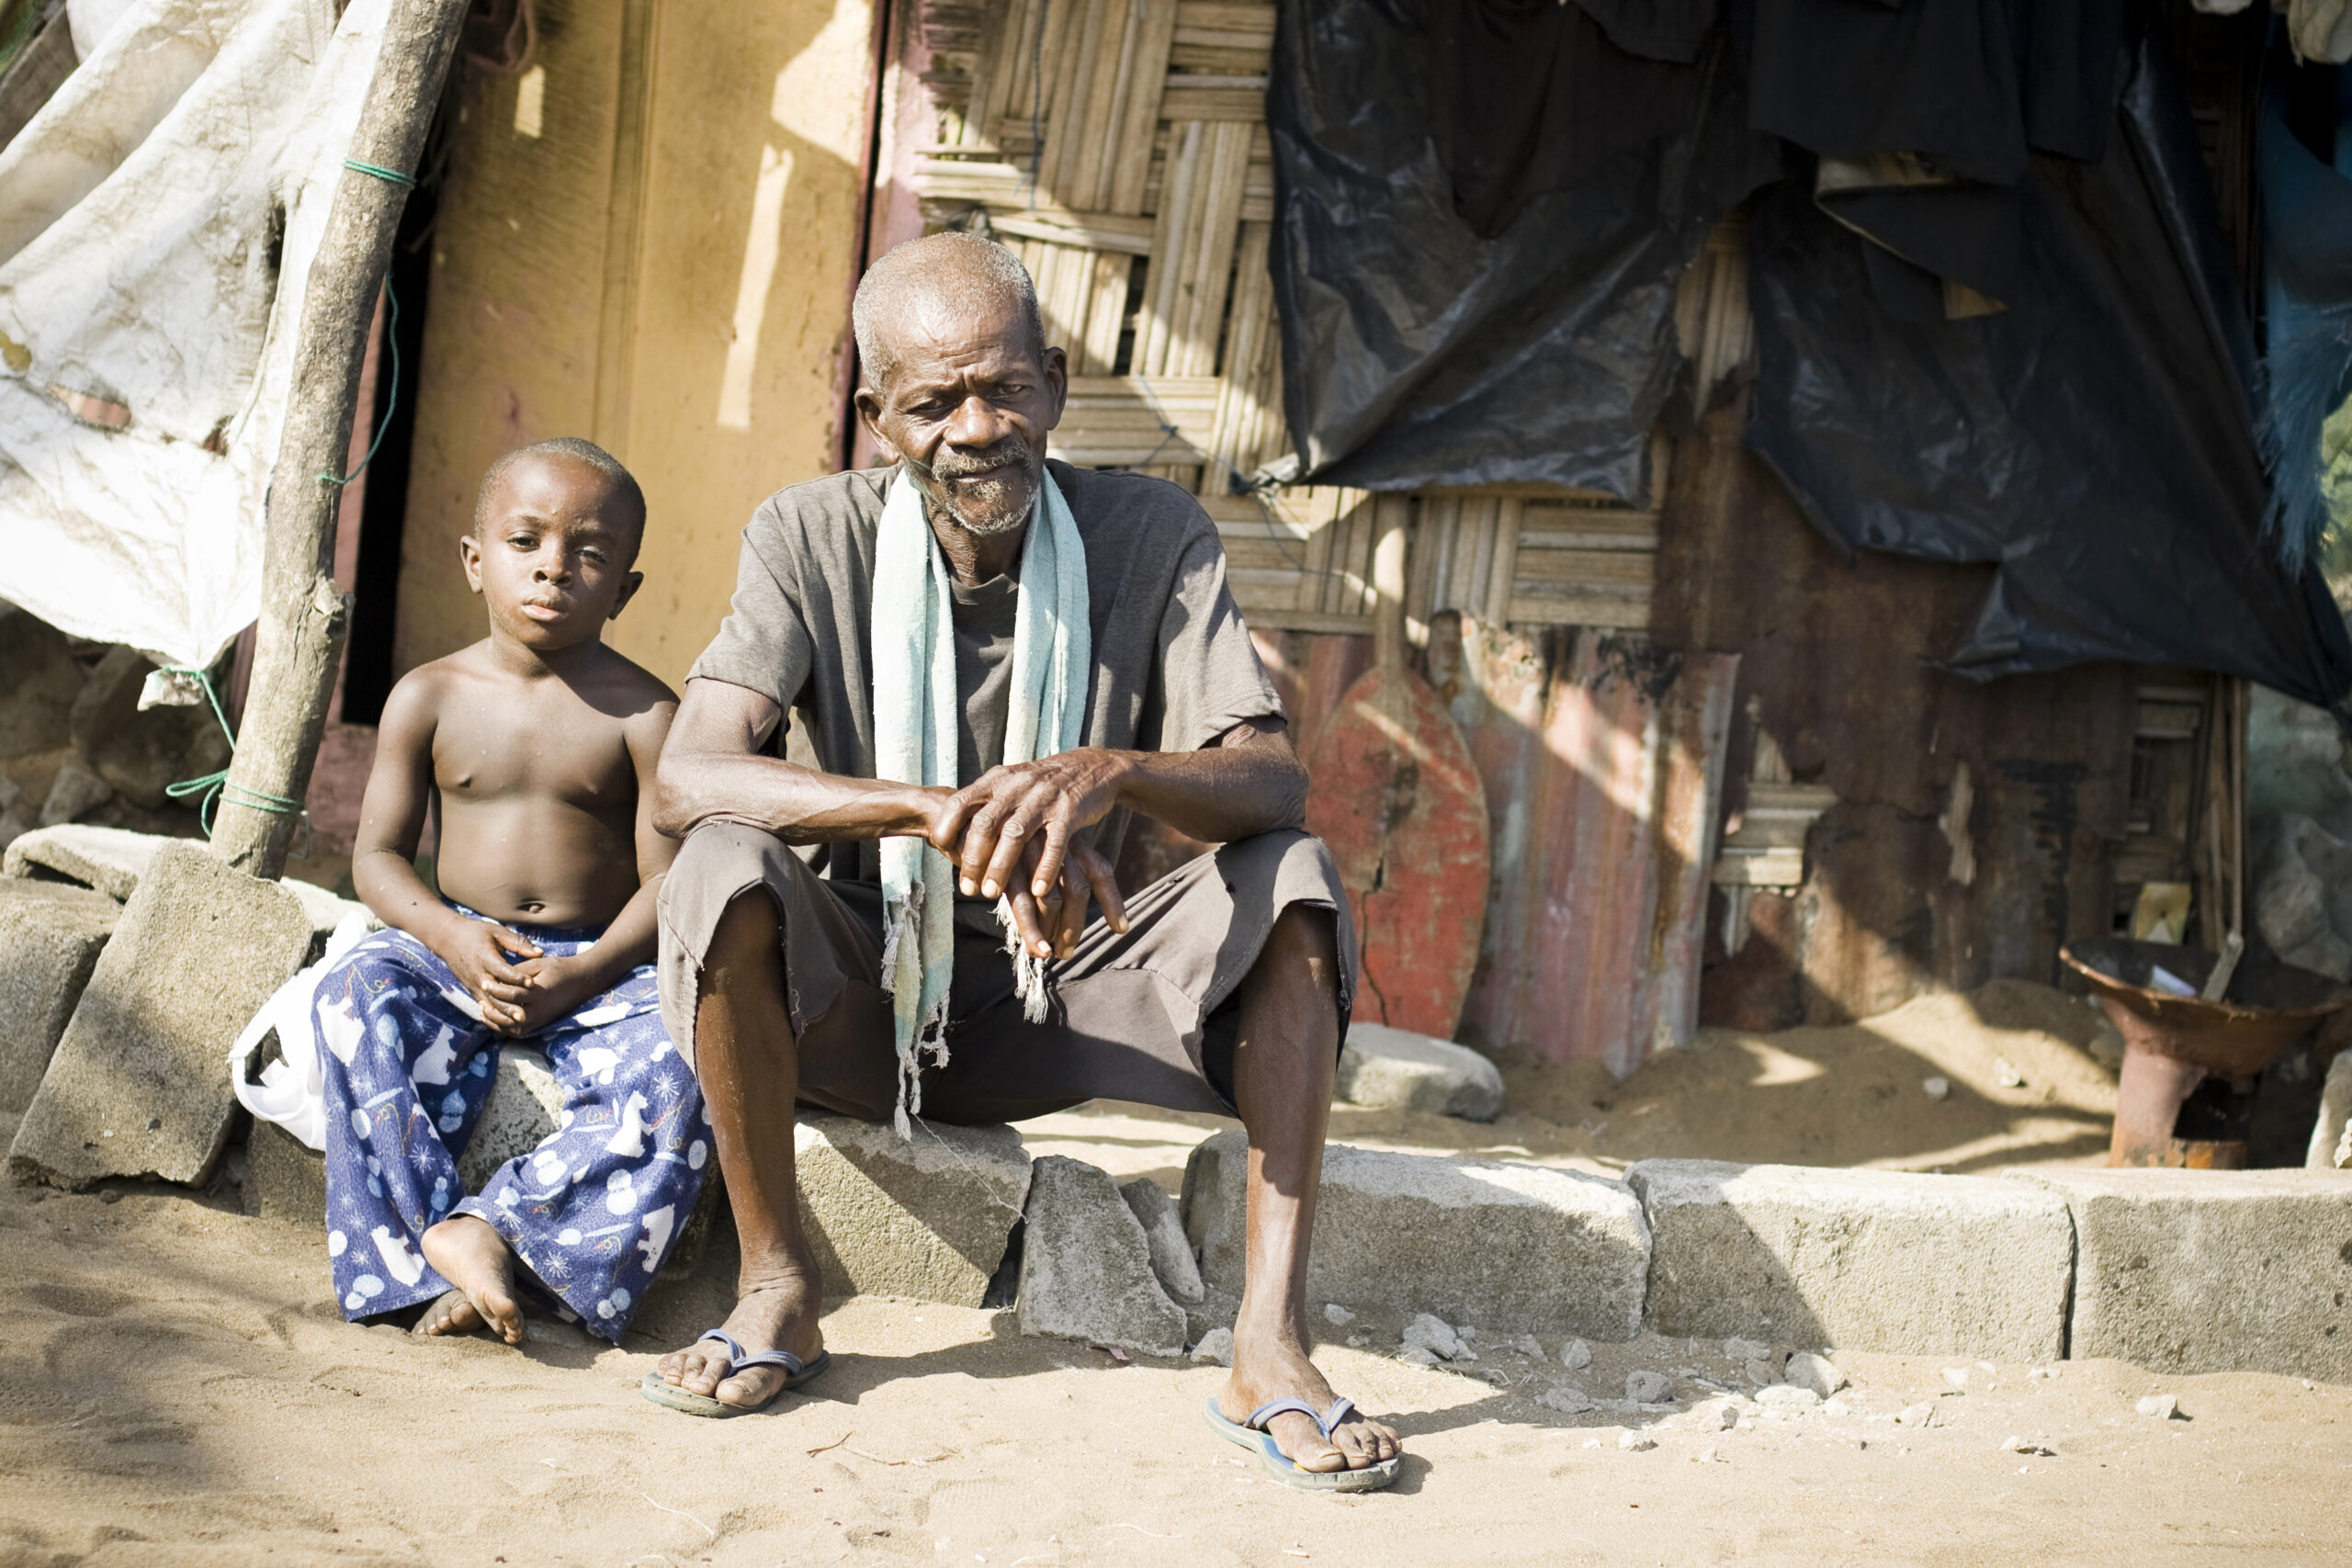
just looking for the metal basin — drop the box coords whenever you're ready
[2060,937,2352,1167]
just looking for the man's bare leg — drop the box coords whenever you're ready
[1220,905,1402,1473]
[652,891,826,1408]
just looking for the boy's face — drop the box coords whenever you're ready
[459,455,644,652]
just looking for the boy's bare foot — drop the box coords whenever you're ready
[1220,1318,1400,1473]
[416,1214,526,1345]
[654,1267,825,1410]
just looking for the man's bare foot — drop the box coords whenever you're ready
[654,1267,825,1411]
[416,1214,526,1345]
[1222,1320,1401,1473]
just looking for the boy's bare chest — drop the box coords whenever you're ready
[432,700,635,812]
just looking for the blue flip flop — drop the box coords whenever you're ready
[1203,1395,1402,1493]
[640,1329,830,1417]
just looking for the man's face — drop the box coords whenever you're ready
[856,292,1067,538]
[459,456,644,652]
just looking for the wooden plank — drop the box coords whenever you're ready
[1507,594,1652,628]
[1051,373,1221,465]
[1169,44,1270,72]
[1135,120,1205,375]
[1483,499,1522,626]
[1108,0,1179,213]
[1169,119,1253,375]
[1063,0,1128,205]
[1078,250,1133,375]
[1156,85,1263,120]
[1174,2,1275,36]
[1512,548,1657,587]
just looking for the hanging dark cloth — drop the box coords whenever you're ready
[1743,11,2352,713]
[1265,0,1777,496]
[1745,0,2129,314]
[1427,0,1703,238]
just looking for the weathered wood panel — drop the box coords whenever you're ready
[1651,388,2139,1029]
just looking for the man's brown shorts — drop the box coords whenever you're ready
[655,823,1356,1124]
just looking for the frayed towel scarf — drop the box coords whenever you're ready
[871,464,1091,1137]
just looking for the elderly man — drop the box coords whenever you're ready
[641,232,1400,1488]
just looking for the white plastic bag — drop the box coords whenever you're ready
[226,908,370,1150]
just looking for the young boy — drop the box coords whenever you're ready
[313,437,705,1346]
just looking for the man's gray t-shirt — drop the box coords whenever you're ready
[687,459,1286,888]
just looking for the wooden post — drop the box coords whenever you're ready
[208,0,471,881]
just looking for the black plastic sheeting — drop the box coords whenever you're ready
[1262,0,1777,497]
[1745,17,2352,710]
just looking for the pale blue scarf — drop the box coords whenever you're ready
[871,465,1091,1136]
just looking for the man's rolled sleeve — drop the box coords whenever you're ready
[687,501,816,723]
[1155,525,1287,752]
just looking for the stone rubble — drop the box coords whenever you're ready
[1117,1175,1205,1305]
[1539,1383,1597,1415]
[1624,1370,1671,1404]
[1755,1384,1822,1412]
[1559,1337,1593,1370]
[1401,1313,1472,1361]
[1783,1351,1849,1398]
[1333,1022,1506,1122]
[1322,1303,1355,1325]
[2136,1393,2179,1420]
[1617,1431,1657,1451]
[1017,1156,1186,1358]
[1189,1326,1234,1366]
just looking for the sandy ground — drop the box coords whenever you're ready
[1022,980,2131,1193]
[0,1175,2347,1567]
[4,982,2346,1565]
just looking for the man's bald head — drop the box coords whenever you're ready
[853,231,1046,392]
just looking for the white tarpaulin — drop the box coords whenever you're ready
[0,0,388,668]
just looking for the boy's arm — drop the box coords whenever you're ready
[350,669,542,1024]
[505,691,679,1029]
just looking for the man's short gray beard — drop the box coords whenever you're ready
[928,447,1039,536]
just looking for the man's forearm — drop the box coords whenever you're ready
[1114,743,1307,844]
[654,750,943,843]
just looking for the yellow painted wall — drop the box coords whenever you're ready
[394,0,875,690]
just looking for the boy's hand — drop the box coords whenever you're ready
[492,953,602,1036]
[429,919,543,1029]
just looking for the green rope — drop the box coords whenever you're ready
[341,158,417,188]
[157,665,311,856]
[0,0,44,82]
[317,280,401,488]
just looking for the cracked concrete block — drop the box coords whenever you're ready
[2023,1167,2352,1380]
[9,842,312,1188]
[3,822,376,941]
[1627,1160,2073,1361]
[1336,1022,1505,1122]
[794,1114,1030,1307]
[4,822,163,902]
[1120,1175,1205,1303]
[1182,1130,1650,1337]
[1019,1156,1187,1356]
[0,879,119,1111]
